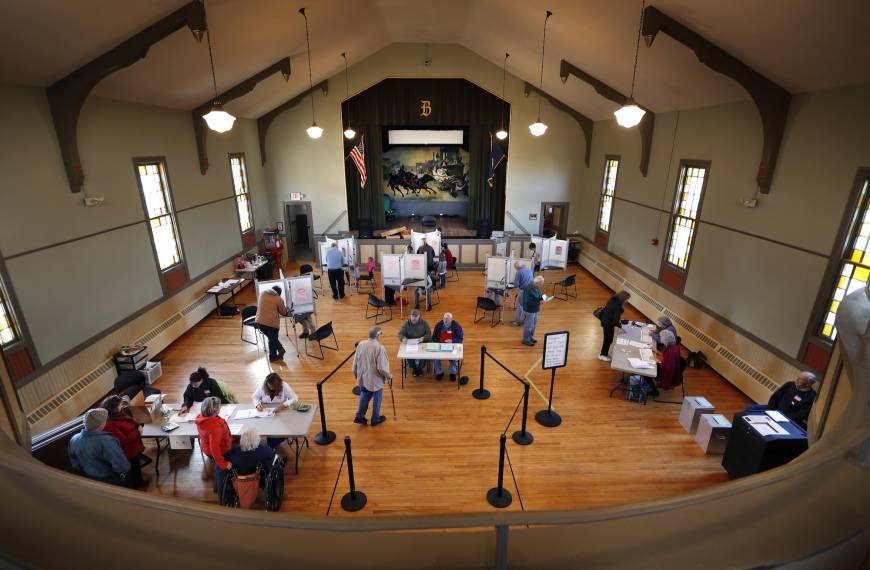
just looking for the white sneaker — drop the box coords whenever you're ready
[598,355,611,362]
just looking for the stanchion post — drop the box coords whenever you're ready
[314,383,336,445]
[340,436,367,512]
[473,345,491,400]
[535,367,562,427]
[512,383,534,445]
[486,434,512,508]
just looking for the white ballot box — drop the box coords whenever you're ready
[679,396,715,434]
[694,414,732,454]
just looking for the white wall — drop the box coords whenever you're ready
[261,43,590,234]
[578,82,870,358]
[0,84,268,366]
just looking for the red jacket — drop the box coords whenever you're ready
[195,415,232,469]
[103,414,145,459]
[658,344,682,391]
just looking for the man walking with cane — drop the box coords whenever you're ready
[352,327,393,427]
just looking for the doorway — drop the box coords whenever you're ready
[539,202,569,238]
[283,201,315,264]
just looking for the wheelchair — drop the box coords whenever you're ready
[219,455,287,511]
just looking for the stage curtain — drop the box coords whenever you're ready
[344,124,385,230]
[467,126,506,231]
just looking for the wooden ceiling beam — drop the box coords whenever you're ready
[642,5,791,193]
[192,58,291,174]
[46,1,206,193]
[523,82,594,167]
[256,80,329,165]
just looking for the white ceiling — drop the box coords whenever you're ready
[0,0,868,120]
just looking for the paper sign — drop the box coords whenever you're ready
[543,331,570,369]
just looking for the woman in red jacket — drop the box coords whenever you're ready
[100,395,145,487]
[656,330,683,392]
[195,396,233,494]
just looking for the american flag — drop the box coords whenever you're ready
[350,136,367,189]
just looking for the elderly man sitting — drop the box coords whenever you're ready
[431,312,463,381]
[746,371,818,429]
[68,408,132,487]
[398,309,431,377]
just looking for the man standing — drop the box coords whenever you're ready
[398,309,431,377]
[510,261,534,326]
[353,327,392,427]
[521,276,546,346]
[432,312,463,381]
[417,239,436,275]
[326,242,346,299]
[68,408,132,487]
[598,290,631,362]
[256,284,288,361]
[528,242,541,272]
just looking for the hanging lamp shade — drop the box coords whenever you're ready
[344,127,357,139]
[613,99,646,128]
[307,123,324,139]
[528,121,548,137]
[203,102,236,133]
[495,129,508,140]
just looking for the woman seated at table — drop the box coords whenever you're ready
[651,315,678,347]
[180,367,229,414]
[656,330,682,393]
[252,373,299,451]
[195,396,233,494]
[100,394,146,488]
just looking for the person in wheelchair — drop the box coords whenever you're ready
[221,427,286,510]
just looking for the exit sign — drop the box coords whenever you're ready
[290,192,303,201]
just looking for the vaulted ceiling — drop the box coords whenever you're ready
[1,0,868,121]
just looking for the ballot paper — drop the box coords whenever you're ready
[170,413,197,423]
[229,423,244,435]
[627,358,655,369]
[639,348,655,361]
[405,344,420,353]
[629,340,650,348]
[218,405,237,420]
[765,410,790,423]
[233,408,274,420]
[640,331,652,343]
[616,338,630,346]
[752,423,777,436]
[406,337,423,345]
[745,415,773,424]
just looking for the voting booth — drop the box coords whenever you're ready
[484,256,511,293]
[531,236,569,270]
[380,253,404,288]
[317,237,337,270]
[411,230,441,255]
[402,253,428,284]
[286,275,315,315]
[507,257,533,284]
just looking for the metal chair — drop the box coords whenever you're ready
[305,321,340,359]
[552,274,578,300]
[365,294,393,324]
[446,257,460,282]
[240,306,260,347]
[474,296,502,327]
[357,272,377,293]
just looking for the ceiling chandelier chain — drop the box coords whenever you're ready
[496,52,509,139]
[201,0,235,133]
[205,26,219,101]
[300,7,315,123]
[629,0,645,99]
[537,10,552,119]
[342,51,356,139]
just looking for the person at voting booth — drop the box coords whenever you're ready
[180,367,228,414]
[68,408,132,487]
[521,276,545,346]
[746,372,818,428]
[510,261,534,326]
[432,313,463,381]
[598,290,631,362]
[398,309,431,376]
[353,327,392,426]
[417,239,436,273]
[256,285,289,361]
[195,397,233,493]
[326,242,346,299]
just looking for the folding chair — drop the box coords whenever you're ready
[365,294,393,324]
[552,274,578,301]
[305,321,340,360]
[240,306,260,347]
[446,259,460,282]
[356,273,377,293]
[474,296,502,327]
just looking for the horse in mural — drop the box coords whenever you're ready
[386,171,437,197]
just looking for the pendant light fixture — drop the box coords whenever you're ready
[495,52,509,140]
[201,1,236,133]
[341,52,356,139]
[614,0,647,128]
[299,7,323,139]
[529,11,552,137]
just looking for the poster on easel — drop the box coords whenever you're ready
[485,256,510,292]
[380,253,403,287]
[318,237,337,269]
[411,230,441,256]
[286,275,315,314]
[542,331,570,369]
[507,257,533,284]
[403,253,427,284]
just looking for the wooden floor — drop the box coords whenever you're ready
[140,259,750,516]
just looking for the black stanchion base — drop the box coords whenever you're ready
[472,388,491,400]
[341,491,367,512]
[352,386,361,396]
[535,409,562,428]
[511,430,534,445]
[486,487,513,508]
[314,430,336,445]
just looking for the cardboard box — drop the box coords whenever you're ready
[679,396,715,434]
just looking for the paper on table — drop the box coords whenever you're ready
[765,410,790,423]
[405,344,420,353]
[229,423,244,435]
[170,413,196,423]
[406,337,423,345]
[629,340,650,348]
[751,423,776,436]
[639,348,655,361]
[745,415,772,424]
[616,338,630,346]
[218,405,237,419]
[440,344,454,352]
[234,408,274,420]
[627,358,655,369]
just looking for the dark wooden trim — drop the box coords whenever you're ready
[641,6,791,192]
[192,58,291,174]
[5,346,35,385]
[256,80,329,165]
[522,82,593,167]
[559,59,655,176]
[4,220,147,261]
[658,159,712,286]
[46,1,206,193]
[802,342,831,377]
[800,167,870,362]
[0,249,40,368]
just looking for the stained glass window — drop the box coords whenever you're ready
[0,288,17,347]
[598,158,619,233]
[230,154,253,233]
[665,164,708,270]
[819,178,870,340]
[136,161,183,271]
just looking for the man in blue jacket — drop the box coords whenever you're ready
[510,261,534,326]
[432,312,463,381]
[69,408,132,487]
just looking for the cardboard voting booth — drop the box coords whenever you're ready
[380,253,403,287]
[286,275,315,315]
[337,237,356,270]
[531,236,569,270]
[403,253,427,284]
[318,237,337,269]
[507,257,533,284]
[411,230,441,256]
[485,256,510,292]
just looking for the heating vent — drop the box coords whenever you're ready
[717,346,779,391]
[135,314,181,345]
[624,281,664,312]
[599,264,625,284]
[664,310,718,349]
[26,360,114,425]
[181,294,212,316]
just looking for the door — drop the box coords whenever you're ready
[539,202,569,238]
[284,202,315,263]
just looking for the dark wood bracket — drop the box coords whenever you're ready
[46,1,206,193]
[256,80,329,165]
[193,58,291,174]
[641,6,791,192]
[523,82,594,167]
[560,59,655,176]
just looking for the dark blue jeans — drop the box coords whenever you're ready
[355,387,383,420]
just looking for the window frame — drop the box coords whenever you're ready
[597,155,620,235]
[228,152,255,236]
[0,280,19,349]
[132,157,186,275]
[661,159,711,276]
